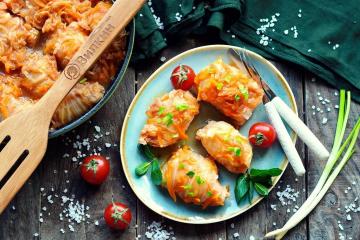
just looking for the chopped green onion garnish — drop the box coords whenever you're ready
[228,147,241,156]
[216,82,223,90]
[162,113,173,126]
[178,163,185,169]
[158,106,165,115]
[79,78,87,84]
[186,191,195,197]
[239,85,249,100]
[176,104,189,111]
[206,191,213,197]
[196,175,205,184]
[224,75,232,82]
[234,94,240,101]
[183,184,192,190]
[186,171,195,178]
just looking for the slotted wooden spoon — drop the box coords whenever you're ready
[0,0,145,214]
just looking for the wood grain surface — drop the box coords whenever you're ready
[0,37,358,240]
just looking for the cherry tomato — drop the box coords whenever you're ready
[80,155,110,185]
[104,202,132,230]
[248,122,277,148]
[170,65,195,90]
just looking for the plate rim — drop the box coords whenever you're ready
[120,44,298,224]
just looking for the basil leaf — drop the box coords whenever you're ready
[135,162,152,176]
[248,180,254,204]
[249,168,282,178]
[235,174,249,204]
[150,159,163,185]
[254,182,269,196]
[138,144,157,160]
[254,177,272,187]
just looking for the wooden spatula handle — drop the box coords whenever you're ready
[38,0,145,114]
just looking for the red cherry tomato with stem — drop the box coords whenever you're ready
[80,155,110,185]
[170,65,195,90]
[104,202,132,230]
[248,122,277,148]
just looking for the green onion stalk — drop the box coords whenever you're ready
[265,90,360,239]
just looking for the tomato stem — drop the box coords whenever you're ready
[111,204,130,224]
[86,159,99,174]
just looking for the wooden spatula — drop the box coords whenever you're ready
[0,0,145,214]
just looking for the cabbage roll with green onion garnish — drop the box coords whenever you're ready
[162,146,229,209]
[196,121,253,173]
[139,89,200,148]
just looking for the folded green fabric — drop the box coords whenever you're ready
[134,0,360,102]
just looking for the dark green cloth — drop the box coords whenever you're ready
[134,0,360,102]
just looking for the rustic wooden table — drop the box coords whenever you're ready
[0,37,359,240]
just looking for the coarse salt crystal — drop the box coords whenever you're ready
[338,223,344,230]
[94,126,101,133]
[68,224,75,232]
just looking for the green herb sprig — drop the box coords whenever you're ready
[135,145,163,185]
[235,168,282,204]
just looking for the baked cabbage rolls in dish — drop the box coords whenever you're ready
[196,121,253,174]
[195,58,264,126]
[162,146,229,209]
[139,90,200,148]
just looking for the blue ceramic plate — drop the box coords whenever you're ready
[49,20,135,138]
[120,45,297,224]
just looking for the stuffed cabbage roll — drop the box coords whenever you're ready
[195,58,264,126]
[51,81,104,128]
[0,75,34,119]
[196,121,252,174]
[139,89,200,148]
[162,146,229,209]
[44,22,87,68]
[20,52,59,98]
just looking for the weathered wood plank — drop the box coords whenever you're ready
[135,37,227,240]
[0,168,41,239]
[227,62,307,240]
[305,77,360,240]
